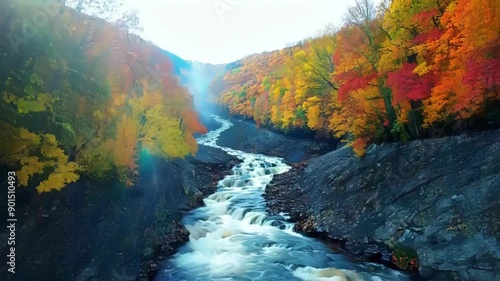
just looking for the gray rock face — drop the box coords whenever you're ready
[0,144,239,281]
[216,117,337,163]
[265,130,500,280]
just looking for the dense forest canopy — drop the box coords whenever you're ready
[1,0,499,191]
[208,0,500,156]
[0,0,207,192]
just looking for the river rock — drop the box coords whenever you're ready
[264,130,500,280]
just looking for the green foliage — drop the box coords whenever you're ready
[391,121,411,142]
[295,107,307,124]
[391,245,419,271]
[231,67,242,74]
[262,77,271,91]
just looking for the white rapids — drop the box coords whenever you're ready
[155,115,408,281]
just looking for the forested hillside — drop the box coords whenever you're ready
[0,0,207,192]
[208,0,499,155]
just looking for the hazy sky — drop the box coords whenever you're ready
[124,0,381,64]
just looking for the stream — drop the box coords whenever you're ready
[155,115,408,281]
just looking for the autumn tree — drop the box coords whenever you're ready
[288,34,338,132]
[419,0,500,126]
[1,0,206,191]
[207,0,499,156]
[63,0,143,34]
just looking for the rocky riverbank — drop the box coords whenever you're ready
[264,130,500,281]
[0,143,239,281]
[216,117,338,163]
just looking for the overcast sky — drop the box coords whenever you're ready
[124,0,381,64]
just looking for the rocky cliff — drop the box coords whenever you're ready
[265,130,500,280]
[0,144,239,281]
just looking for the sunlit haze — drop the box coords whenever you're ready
[124,0,381,64]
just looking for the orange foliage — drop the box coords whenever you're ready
[0,1,207,191]
[208,0,499,157]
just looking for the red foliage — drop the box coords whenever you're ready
[333,51,342,66]
[335,71,377,101]
[181,109,208,134]
[387,63,436,104]
[412,9,439,25]
[464,56,500,90]
[413,29,443,44]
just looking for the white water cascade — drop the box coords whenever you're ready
[155,115,408,281]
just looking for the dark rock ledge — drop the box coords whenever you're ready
[264,130,500,281]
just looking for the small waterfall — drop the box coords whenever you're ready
[156,115,408,281]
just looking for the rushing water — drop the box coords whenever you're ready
[156,116,408,281]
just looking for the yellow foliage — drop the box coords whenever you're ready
[272,86,282,103]
[2,93,18,104]
[422,83,455,127]
[14,130,81,192]
[1,124,41,164]
[306,104,321,130]
[270,105,280,125]
[45,134,57,145]
[294,77,308,105]
[2,0,204,193]
[18,157,46,186]
[114,115,139,171]
[93,110,105,120]
[396,102,412,124]
[41,135,66,160]
[141,105,191,158]
[206,0,499,159]
[12,93,54,114]
[329,111,350,139]
[19,128,41,145]
[75,140,114,180]
[412,62,431,76]
[281,110,295,128]
[36,160,80,192]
